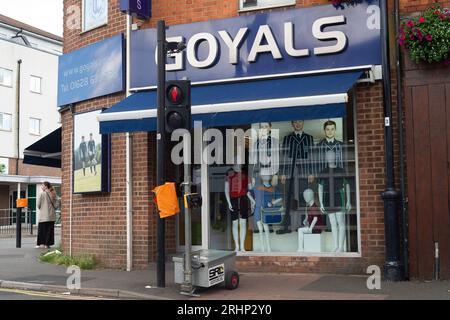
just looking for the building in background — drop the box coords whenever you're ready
[0,14,62,232]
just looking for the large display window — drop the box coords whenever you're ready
[206,100,359,255]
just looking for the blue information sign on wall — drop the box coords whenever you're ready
[131,0,381,89]
[120,0,151,19]
[57,34,125,107]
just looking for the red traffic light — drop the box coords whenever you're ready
[167,85,183,105]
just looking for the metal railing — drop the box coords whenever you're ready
[0,208,34,236]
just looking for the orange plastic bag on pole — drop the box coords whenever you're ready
[152,182,180,218]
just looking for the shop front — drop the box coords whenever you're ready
[93,1,386,272]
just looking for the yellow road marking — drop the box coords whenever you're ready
[0,288,112,300]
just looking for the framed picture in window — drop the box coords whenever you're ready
[83,0,108,32]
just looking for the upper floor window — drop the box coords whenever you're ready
[0,68,13,87]
[29,118,41,135]
[0,113,12,131]
[239,0,296,11]
[30,75,42,94]
[83,0,108,32]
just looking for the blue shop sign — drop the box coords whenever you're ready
[57,34,125,107]
[131,0,381,89]
[120,0,151,19]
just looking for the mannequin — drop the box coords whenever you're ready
[317,120,344,171]
[225,163,255,252]
[280,120,315,234]
[249,122,280,252]
[318,148,351,252]
[297,188,324,252]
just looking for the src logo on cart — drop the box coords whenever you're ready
[208,264,225,286]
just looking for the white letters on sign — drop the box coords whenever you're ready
[158,15,350,71]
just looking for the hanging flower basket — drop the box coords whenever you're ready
[399,5,450,65]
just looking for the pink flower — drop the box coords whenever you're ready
[413,28,423,41]
[407,20,415,27]
[398,38,405,46]
[419,17,426,23]
[425,34,433,42]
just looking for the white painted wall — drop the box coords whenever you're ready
[0,38,61,159]
[0,24,62,55]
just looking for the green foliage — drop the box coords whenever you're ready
[39,249,97,270]
[399,5,450,65]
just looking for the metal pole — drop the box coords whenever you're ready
[156,20,166,288]
[182,161,193,294]
[126,13,133,272]
[16,183,21,248]
[380,0,403,281]
[16,60,22,175]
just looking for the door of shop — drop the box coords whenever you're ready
[404,58,450,280]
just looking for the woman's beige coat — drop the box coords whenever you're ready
[37,191,56,223]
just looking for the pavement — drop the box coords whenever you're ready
[0,228,449,300]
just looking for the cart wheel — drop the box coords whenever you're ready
[225,271,239,290]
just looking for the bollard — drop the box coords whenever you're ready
[15,198,28,249]
[16,207,22,248]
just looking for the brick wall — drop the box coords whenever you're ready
[400,0,450,13]
[8,158,61,177]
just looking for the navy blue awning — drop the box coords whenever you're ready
[23,127,61,168]
[98,70,363,134]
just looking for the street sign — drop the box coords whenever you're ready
[120,0,151,20]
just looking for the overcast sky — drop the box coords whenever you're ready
[0,0,63,36]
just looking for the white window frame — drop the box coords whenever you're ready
[0,113,12,131]
[82,0,109,33]
[0,67,13,87]
[30,75,42,94]
[29,118,41,136]
[239,0,296,12]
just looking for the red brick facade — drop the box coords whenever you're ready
[60,0,448,273]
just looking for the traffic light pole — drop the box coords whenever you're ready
[181,160,194,295]
[156,20,166,288]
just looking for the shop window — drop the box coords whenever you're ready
[30,75,42,94]
[239,0,296,11]
[207,98,358,254]
[0,113,12,131]
[82,0,108,32]
[29,118,41,136]
[0,67,13,87]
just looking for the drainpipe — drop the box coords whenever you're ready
[126,14,133,272]
[380,0,404,281]
[15,59,22,175]
[394,0,409,280]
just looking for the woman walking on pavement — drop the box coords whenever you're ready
[36,181,58,249]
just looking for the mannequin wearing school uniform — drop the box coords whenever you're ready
[249,122,280,252]
[280,120,316,234]
[318,149,351,252]
[225,163,255,252]
[297,188,325,252]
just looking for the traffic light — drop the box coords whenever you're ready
[165,80,191,133]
